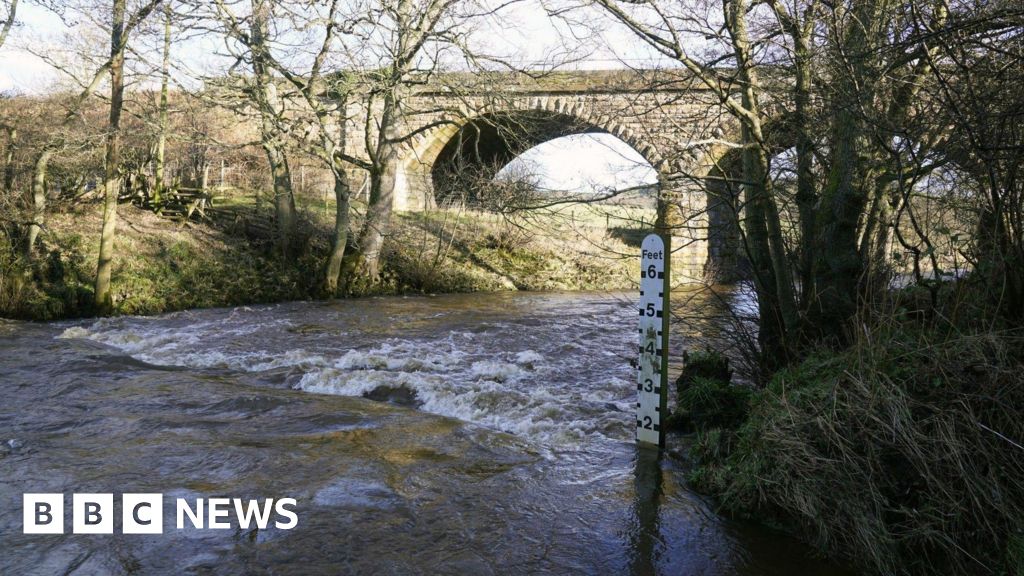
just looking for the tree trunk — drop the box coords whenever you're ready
[324,165,351,295]
[356,144,398,279]
[94,0,127,314]
[0,0,18,51]
[814,105,866,337]
[792,24,817,307]
[812,2,889,341]
[3,126,14,196]
[262,142,296,258]
[250,0,296,258]
[153,0,170,205]
[355,85,401,281]
[726,0,796,365]
[858,174,895,279]
[26,148,52,257]
[870,190,893,275]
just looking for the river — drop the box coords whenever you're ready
[0,291,849,575]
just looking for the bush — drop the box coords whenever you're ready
[667,350,746,432]
[678,349,733,389]
[1009,534,1024,576]
[693,326,1024,575]
[113,238,317,315]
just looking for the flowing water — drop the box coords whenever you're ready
[0,291,850,575]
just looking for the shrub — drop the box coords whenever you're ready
[668,349,745,432]
[1008,533,1024,576]
[678,349,733,389]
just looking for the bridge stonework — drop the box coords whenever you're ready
[343,70,739,284]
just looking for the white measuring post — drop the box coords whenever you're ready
[637,234,670,448]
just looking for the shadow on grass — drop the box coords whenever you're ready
[608,226,654,249]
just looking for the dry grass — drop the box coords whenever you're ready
[693,320,1024,575]
[386,207,638,293]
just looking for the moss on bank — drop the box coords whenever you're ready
[0,201,640,320]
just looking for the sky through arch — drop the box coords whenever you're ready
[496,133,658,195]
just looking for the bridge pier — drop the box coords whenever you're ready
[394,159,435,212]
[657,175,712,285]
[703,173,742,283]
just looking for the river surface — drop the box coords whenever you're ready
[0,291,849,575]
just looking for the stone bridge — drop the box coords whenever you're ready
[345,69,742,283]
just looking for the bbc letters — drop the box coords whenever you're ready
[23,493,298,534]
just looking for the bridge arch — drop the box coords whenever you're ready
[395,98,665,210]
[372,70,743,282]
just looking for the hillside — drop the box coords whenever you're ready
[0,197,649,320]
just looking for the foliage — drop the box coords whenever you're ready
[678,376,751,432]
[112,239,314,315]
[0,204,322,319]
[1008,533,1024,576]
[0,201,637,320]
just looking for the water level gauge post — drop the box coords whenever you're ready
[637,233,670,448]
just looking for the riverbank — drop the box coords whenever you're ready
[673,288,1024,576]
[0,199,644,320]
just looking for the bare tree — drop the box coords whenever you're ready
[585,0,960,366]
[152,0,172,204]
[920,2,1024,321]
[586,0,796,365]
[22,0,162,264]
[209,0,300,259]
[342,0,527,284]
[239,0,365,295]
[0,0,17,50]
[209,0,371,292]
[95,0,133,312]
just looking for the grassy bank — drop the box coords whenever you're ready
[675,304,1024,575]
[0,199,644,320]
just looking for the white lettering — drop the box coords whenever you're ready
[73,494,113,534]
[176,498,203,529]
[208,498,231,529]
[233,499,274,530]
[274,498,298,529]
[23,494,64,534]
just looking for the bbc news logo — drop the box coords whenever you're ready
[23,494,298,534]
